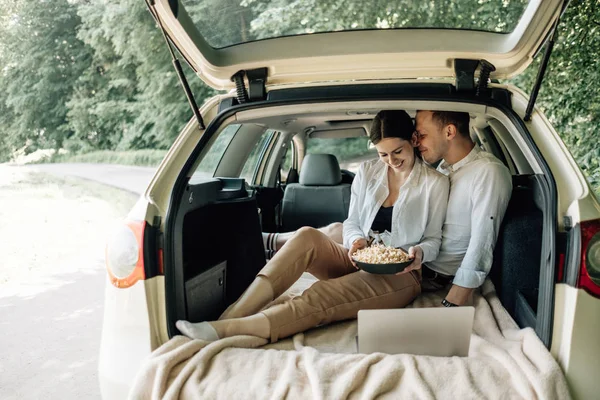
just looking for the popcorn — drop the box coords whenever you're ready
[352,244,411,264]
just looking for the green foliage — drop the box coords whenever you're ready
[71,0,216,150]
[185,0,526,48]
[0,0,91,154]
[307,137,374,163]
[245,0,526,40]
[0,0,215,160]
[195,123,239,174]
[182,0,258,48]
[0,0,597,199]
[510,0,600,198]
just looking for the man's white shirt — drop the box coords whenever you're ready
[343,157,449,263]
[427,146,513,288]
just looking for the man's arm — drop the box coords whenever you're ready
[445,284,474,306]
[446,162,512,305]
[415,176,449,263]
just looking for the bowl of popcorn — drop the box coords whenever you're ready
[352,244,413,274]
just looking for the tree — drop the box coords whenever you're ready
[72,0,216,150]
[239,0,598,195]
[0,0,597,199]
[0,0,90,155]
[511,0,600,196]
[243,0,526,39]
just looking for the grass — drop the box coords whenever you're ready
[37,149,168,167]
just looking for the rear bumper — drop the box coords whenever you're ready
[98,277,155,400]
[99,374,131,400]
[552,284,600,399]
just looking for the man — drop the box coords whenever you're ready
[403,110,512,306]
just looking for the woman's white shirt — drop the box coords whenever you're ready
[342,158,449,263]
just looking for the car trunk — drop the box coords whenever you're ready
[168,177,266,323]
[161,86,559,349]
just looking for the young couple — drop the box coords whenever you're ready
[177,109,513,343]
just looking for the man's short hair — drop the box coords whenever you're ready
[430,111,470,138]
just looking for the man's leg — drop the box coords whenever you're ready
[220,226,354,320]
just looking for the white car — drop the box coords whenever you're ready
[99,0,600,398]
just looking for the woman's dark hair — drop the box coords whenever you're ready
[369,110,415,145]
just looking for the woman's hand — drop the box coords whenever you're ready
[396,246,423,275]
[348,238,368,269]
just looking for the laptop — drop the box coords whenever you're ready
[357,307,475,357]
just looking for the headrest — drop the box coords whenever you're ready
[299,154,342,186]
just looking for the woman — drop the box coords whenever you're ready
[177,110,449,343]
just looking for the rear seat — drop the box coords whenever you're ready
[281,153,351,232]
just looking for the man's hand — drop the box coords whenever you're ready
[445,284,474,306]
[348,238,368,269]
[396,246,423,275]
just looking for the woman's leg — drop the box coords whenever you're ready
[220,226,354,320]
[181,270,421,341]
[262,222,343,258]
[319,222,343,245]
[262,270,421,342]
[178,313,270,340]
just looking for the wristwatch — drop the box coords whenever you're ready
[441,298,458,307]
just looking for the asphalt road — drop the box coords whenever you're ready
[0,267,106,399]
[0,160,360,399]
[0,164,153,400]
[23,163,156,195]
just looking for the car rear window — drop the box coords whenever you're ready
[181,0,530,49]
[193,123,240,178]
[307,137,376,173]
[239,129,276,184]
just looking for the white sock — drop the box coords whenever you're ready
[176,320,220,341]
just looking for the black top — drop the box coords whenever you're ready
[370,205,393,233]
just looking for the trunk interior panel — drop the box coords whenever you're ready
[173,177,266,324]
[490,174,546,331]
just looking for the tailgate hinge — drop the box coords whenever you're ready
[231,68,268,103]
[454,59,496,96]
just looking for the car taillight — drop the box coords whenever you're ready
[577,219,600,297]
[105,220,146,288]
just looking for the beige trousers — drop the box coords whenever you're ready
[259,227,421,342]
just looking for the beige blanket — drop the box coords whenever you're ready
[129,279,570,400]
